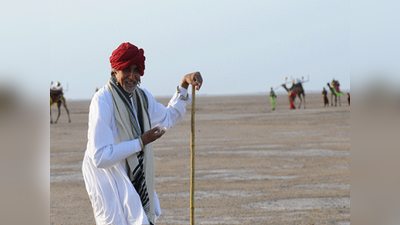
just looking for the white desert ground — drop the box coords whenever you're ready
[50,92,350,224]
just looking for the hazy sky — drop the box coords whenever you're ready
[3,1,354,100]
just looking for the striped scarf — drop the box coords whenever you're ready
[107,76,156,224]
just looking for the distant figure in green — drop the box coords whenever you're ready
[270,87,277,110]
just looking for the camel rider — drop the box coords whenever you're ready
[50,82,64,102]
[331,80,340,93]
[329,80,344,97]
[293,78,302,85]
[290,78,302,92]
[53,82,63,92]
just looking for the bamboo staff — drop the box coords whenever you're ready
[190,85,196,225]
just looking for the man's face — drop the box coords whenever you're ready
[114,64,141,94]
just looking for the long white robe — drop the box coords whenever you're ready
[82,85,190,225]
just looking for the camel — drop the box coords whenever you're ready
[327,79,344,106]
[281,82,306,109]
[50,90,71,123]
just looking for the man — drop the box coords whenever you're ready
[82,42,203,225]
[269,87,277,110]
[52,82,63,92]
[50,82,64,100]
[347,93,350,105]
[322,87,329,107]
[288,90,296,109]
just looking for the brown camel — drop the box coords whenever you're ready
[281,82,306,109]
[50,90,71,123]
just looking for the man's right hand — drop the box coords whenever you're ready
[141,127,165,146]
[180,72,203,91]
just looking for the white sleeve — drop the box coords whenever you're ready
[87,92,142,169]
[143,87,191,129]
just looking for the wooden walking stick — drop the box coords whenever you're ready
[190,85,196,225]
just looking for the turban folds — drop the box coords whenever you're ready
[109,42,146,76]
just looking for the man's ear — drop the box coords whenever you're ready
[111,69,117,76]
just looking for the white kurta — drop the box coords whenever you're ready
[82,85,190,225]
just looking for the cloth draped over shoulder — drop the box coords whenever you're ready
[107,76,156,224]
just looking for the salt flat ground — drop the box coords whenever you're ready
[50,92,350,225]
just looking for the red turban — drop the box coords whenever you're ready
[109,42,146,76]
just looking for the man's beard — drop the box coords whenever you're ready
[123,81,140,94]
